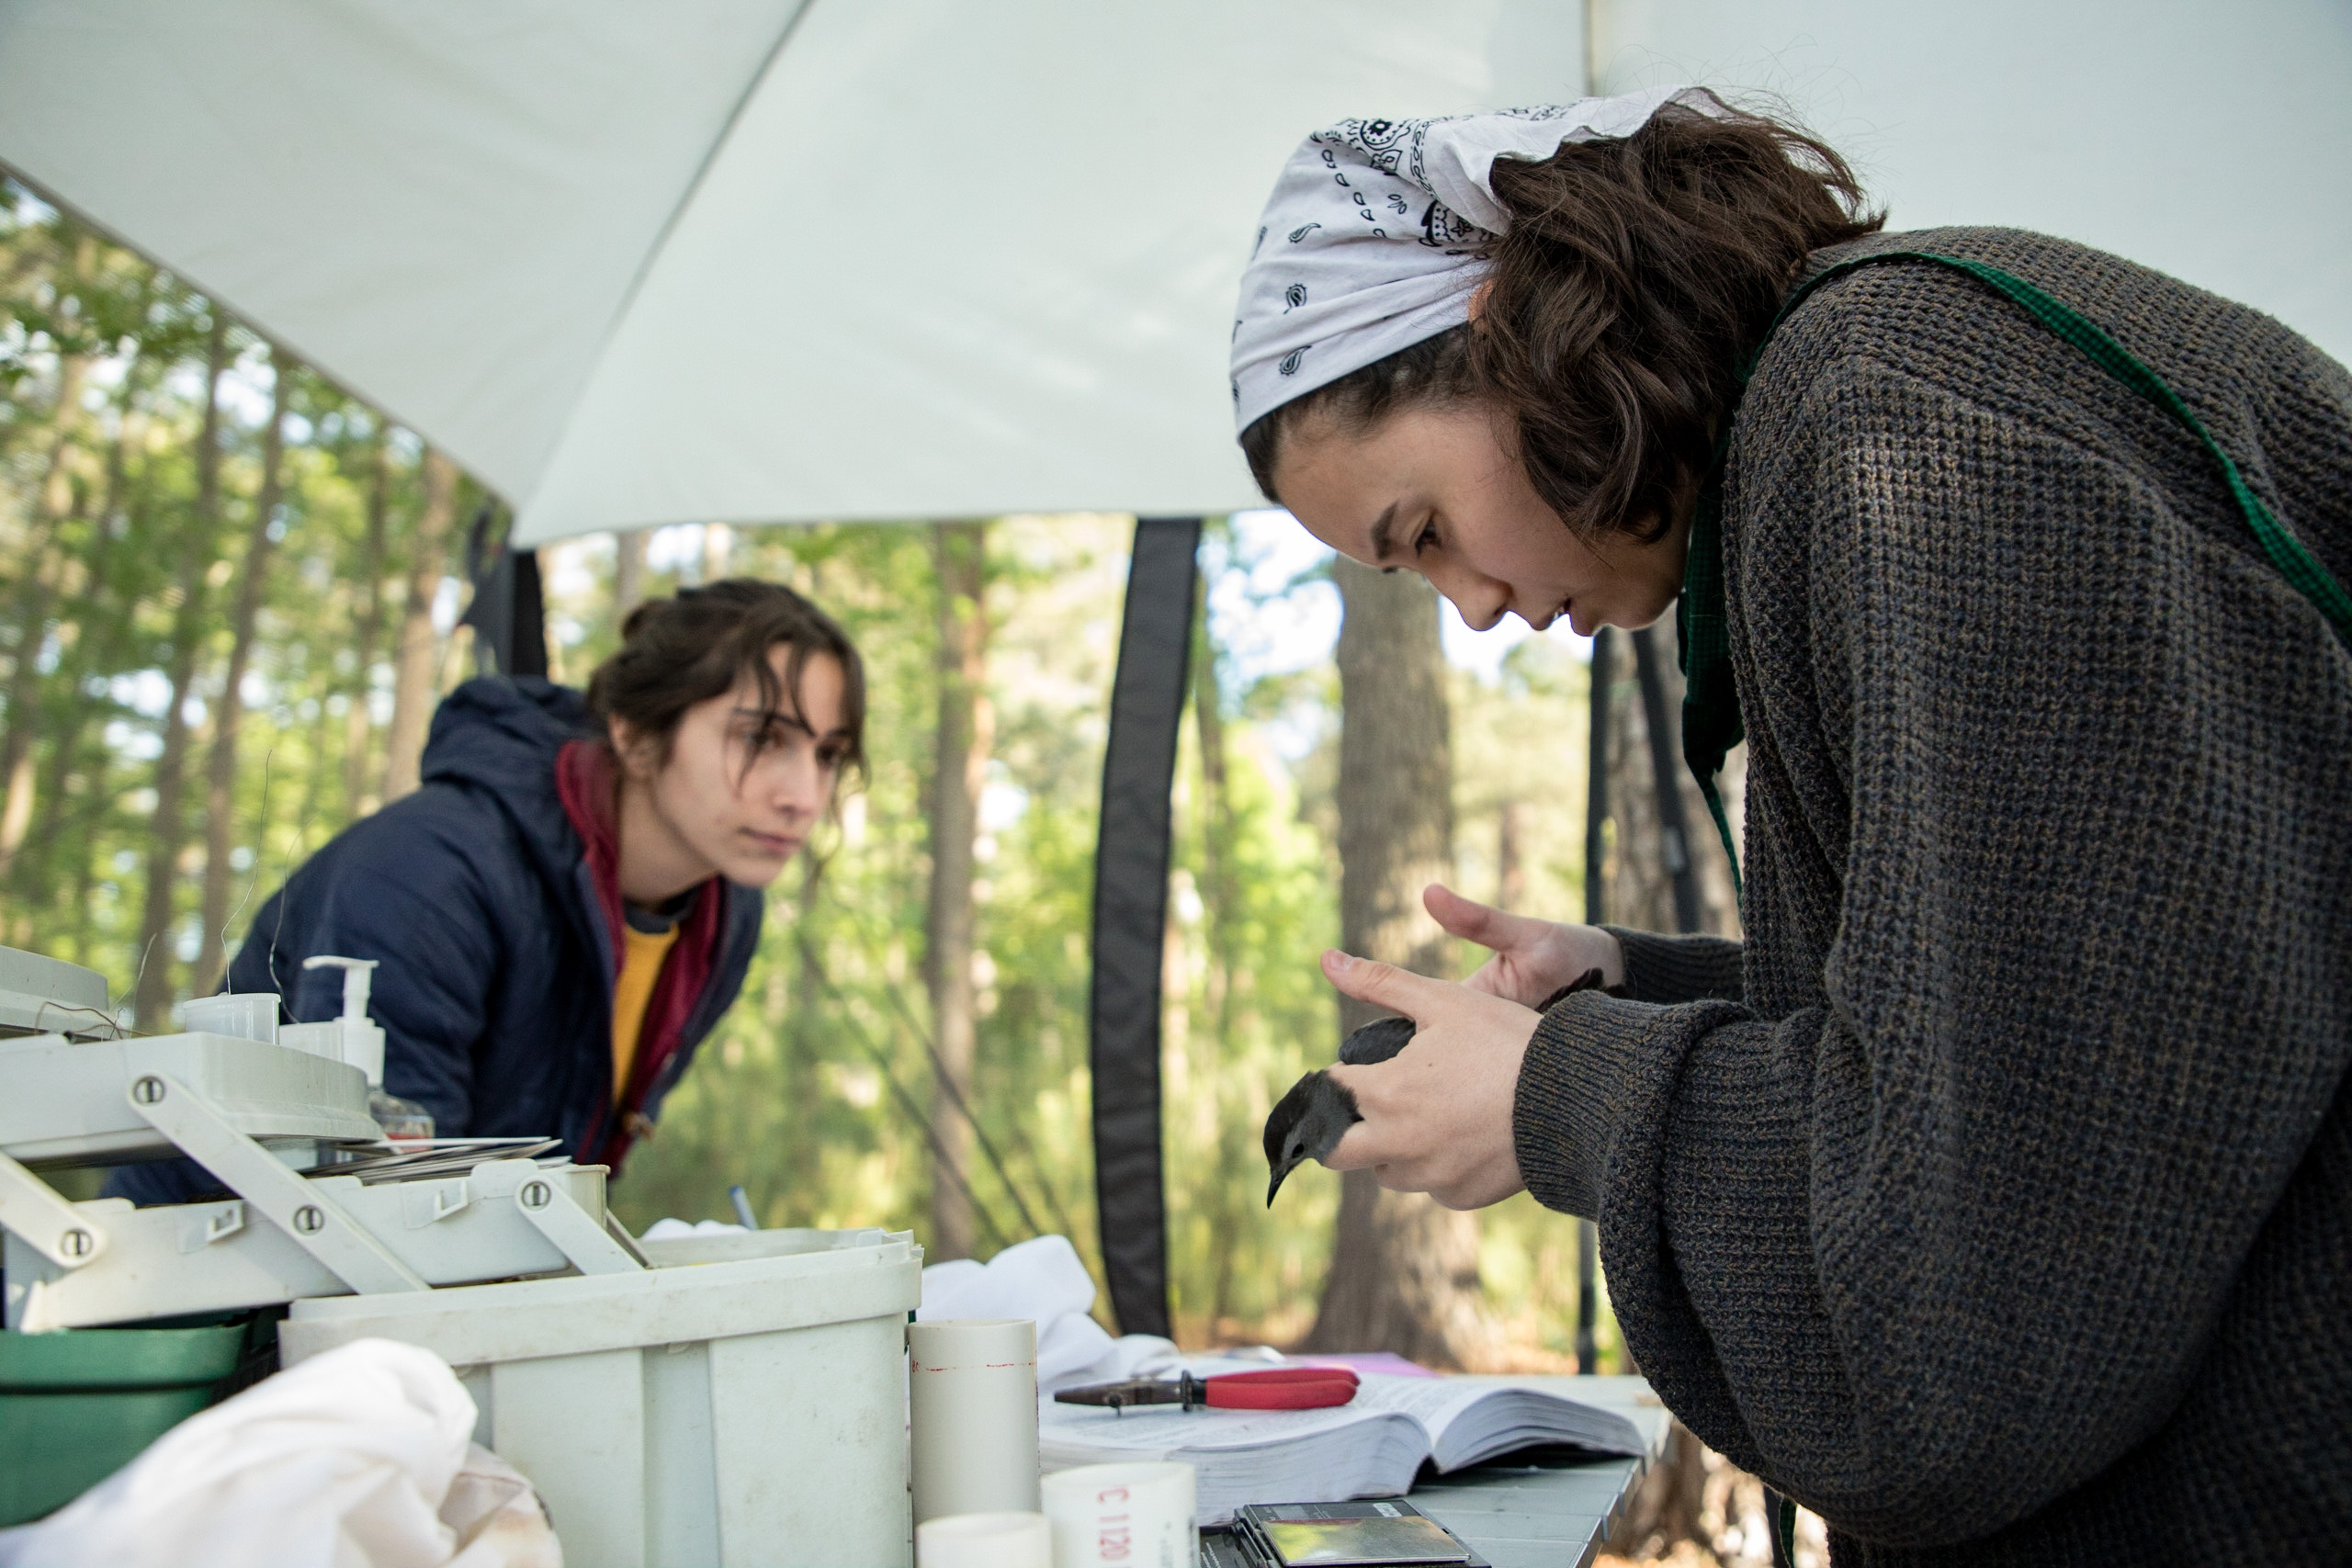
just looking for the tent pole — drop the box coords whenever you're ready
[1631,626,1702,934]
[1087,515,1200,1338]
[1577,626,1615,1373]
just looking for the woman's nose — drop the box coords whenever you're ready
[763,748,823,818]
[1431,562,1510,632]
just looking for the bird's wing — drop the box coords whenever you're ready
[1338,1014,1418,1065]
[1533,968,1621,1011]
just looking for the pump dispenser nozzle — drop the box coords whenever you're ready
[302,954,378,1024]
[297,956,429,1140]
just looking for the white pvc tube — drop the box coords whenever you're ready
[916,1510,1053,1568]
[909,1318,1040,1523]
[1041,1462,1197,1568]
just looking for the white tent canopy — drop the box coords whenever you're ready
[5,2,2343,547]
[1591,0,2352,375]
[0,0,1592,543]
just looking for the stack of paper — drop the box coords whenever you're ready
[300,1137,562,1183]
[1040,1369,1647,1525]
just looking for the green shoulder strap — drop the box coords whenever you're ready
[1680,249,2352,894]
[1677,450,1742,896]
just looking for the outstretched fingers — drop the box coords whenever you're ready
[1319,949,1452,1021]
[1424,882,1545,953]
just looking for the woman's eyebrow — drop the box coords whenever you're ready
[732,706,855,748]
[1365,502,1400,561]
[732,705,812,733]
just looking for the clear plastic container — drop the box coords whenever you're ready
[180,994,280,1046]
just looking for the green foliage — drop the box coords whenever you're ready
[1,182,1621,1367]
[1,186,461,1000]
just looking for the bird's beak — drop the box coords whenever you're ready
[1266,1163,1292,1207]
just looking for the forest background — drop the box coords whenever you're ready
[1,189,1767,1542]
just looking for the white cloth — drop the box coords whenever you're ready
[639,1217,746,1240]
[918,1234,1184,1389]
[1229,85,1709,432]
[0,1337,560,1568]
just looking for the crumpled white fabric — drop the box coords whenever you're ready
[1230,84,1711,432]
[639,1217,745,1240]
[918,1235,1186,1389]
[0,1337,560,1568]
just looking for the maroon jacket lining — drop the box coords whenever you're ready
[554,738,726,1171]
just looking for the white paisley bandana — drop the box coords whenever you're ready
[1230,85,1711,434]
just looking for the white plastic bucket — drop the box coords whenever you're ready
[281,1225,922,1567]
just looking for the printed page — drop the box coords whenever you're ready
[1039,1394,1392,1456]
[1346,1373,1504,1436]
[1353,1373,1646,1469]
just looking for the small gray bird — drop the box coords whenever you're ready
[1260,969,1622,1206]
[1261,1015,1415,1206]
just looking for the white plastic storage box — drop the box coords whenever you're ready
[279,1226,922,1568]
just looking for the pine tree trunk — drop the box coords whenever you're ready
[289,683,334,869]
[1495,798,1525,913]
[9,400,134,938]
[9,709,84,946]
[1619,1421,1711,1550]
[132,314,232,1029]
[1302,558,1490,1369]
[612,528,647,620]
[787,852,827,1220]
[195,350,293,995]
[341,432,391,818]
[1193,604,1247,1330]
[1601,626,1742,939]
[382,447,458,803]
[925,521,990,1259]
[0,327,91,880]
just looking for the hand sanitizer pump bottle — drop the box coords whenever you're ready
[300,955,435,1141]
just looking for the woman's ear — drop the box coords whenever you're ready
[606,719,660,782]
[1467,276,1496,324]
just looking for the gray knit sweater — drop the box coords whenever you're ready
[1511,228,2351,1565]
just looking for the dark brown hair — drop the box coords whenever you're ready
[1240,94,1882,540]
[585,577,866,784]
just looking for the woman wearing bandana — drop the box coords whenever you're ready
[1233,87,2350,1564]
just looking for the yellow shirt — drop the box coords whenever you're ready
[611,921,682,1104]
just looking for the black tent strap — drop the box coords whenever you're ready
[1088,515,1201,1338]
[458,502,548,681]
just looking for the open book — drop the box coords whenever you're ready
[1039,1369,1657,1526]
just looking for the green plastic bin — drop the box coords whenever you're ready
[0,1320,255,1526]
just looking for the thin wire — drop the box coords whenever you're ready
[868,951,1073,1241]
[120,931,159,1033]
[870,1032,1014,1256]
[266,775,316,997]
[804,925,1054,1242]
[32,999,124,1039]
[867,956,1051,1240]
[828,905,1070,1237]
[216,747,273,976]
[797,941,1017,1253]
[798,943,1015,1249]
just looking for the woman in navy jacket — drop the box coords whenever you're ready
[115,580,862,1201]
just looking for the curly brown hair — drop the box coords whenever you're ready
[585,578,867,784]
[1239,94,1882,541]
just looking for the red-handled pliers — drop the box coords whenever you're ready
[1054,1366,1360,1413]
